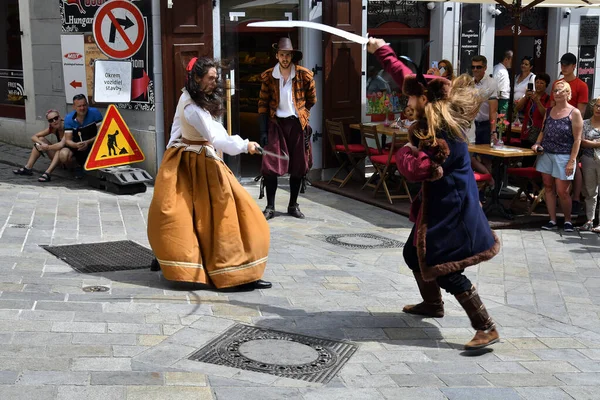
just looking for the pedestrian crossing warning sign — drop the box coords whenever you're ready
[84,104,145,170]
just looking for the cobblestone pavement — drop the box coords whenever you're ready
[1,141,600,399]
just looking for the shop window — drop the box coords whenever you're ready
[494,5,548,75]
[366,1,430,115]
[0,0,24,119]
[220,0,300,177]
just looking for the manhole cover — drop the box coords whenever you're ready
[82,286,110,292]
[309,233,404,249]
[188,324,357,383]
[41,240,155,273]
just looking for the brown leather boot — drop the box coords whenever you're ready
[455,286,500,350]
[403,272,444,318]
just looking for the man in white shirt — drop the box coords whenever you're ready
[492,50,512,115]
[258,37,317,220]
[473,55,498,144]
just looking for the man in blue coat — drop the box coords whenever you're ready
[368,38,501,350]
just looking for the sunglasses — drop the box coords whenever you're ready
[47,116,59,123]
[471,65,484,70]
[553,89,566,94]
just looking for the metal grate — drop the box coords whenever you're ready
[41,240,155,273]
[188,324,357,384]
[309,233,404,249]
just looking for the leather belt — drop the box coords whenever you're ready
[277,115,297,120]
[181,138,209,145]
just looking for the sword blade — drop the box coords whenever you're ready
[257,147,290,161]
[247,20,368,45]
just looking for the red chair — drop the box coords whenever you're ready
[363,132,412,204]
[474,172,493,192]
[507,166,545,215]
[326,119,367,188]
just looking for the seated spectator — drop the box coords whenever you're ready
[64,94,103,179]
[13,109,73,182]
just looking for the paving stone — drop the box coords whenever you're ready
[389,373,445,387]
[483,373,562,387]
[71,357,132,372]
[515,387,574,400]
[561,385,600,399]
[0,385,57,400]
[440,387,522,400]
[125,386,214,400]
[16,371,90,385]
[91,371,163,385]
[165,372,207,386]
[56,385,126,400]
[378,387,447,400]
[0,371,18,384]
[554,372,600,386]
[520,361,581,373]
[72,333,137,345]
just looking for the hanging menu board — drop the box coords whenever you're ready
[458,4,481,75]
[580,16,599,46]
[578,46,596,102]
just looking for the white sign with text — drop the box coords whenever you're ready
[93,60,132,103]
[60,35,88,104]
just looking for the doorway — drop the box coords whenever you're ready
[0,0,24,119]
[220,0,299,178]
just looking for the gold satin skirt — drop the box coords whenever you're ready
[147,142,269,288]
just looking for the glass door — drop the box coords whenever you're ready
[220,0,299,178]
[0,0,24,119]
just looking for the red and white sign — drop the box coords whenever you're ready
[85,104,145,170]
[93,0,145,60]
[60,34,88,104]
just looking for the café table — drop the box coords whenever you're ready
[469,143,537,220]
[349,122,409,148]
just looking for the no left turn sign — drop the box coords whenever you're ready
[93,0,145,60]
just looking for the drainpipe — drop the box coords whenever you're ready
[152,0,165,167]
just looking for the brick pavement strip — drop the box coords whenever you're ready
[5,141,600,396]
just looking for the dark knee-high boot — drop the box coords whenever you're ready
[403,271,444,318]
[455,286,500,350]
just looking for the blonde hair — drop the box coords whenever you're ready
[554,80,572,101]
[413,74,483,143]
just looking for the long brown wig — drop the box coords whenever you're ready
[185,57,224,118]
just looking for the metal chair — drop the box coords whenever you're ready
[364,132,412,204]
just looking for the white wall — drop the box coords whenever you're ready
[300,0,324,172]
[429,2,458,65]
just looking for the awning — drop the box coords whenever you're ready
[370,0,600,8]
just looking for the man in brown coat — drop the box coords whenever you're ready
[258,37,317,220]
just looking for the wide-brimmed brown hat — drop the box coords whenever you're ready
[272,37,302,62]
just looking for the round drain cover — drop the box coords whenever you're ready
[336,235,382,246]
[238,339,319,365]
[82,286,110,293]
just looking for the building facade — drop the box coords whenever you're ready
[1,0,599,177]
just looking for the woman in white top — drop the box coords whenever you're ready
[514,56,536,101]
[148,57,271,291]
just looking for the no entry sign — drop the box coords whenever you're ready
[93,0,145,60]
